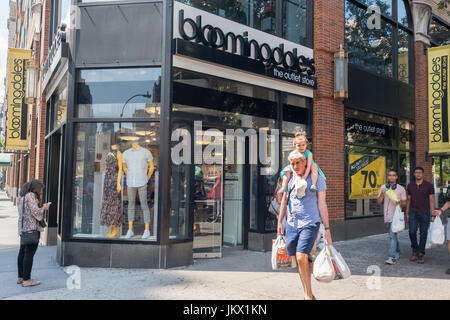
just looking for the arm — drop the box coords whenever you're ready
[429,194,436,221]
[434,201,450,216]
[377,186,385,205]
[277,191,289,235]
[400,200,407,208]
[405,194,411,222]
[147,160,155,180]
[117,151,123,193]
[26,194,45,221]
[317,190,332,245]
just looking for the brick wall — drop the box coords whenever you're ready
[313,0,346,222]
[414,41,433,182]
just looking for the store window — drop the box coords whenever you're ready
[429,17,450,47]
[345,108,414,218]
[282,0,311,47]
[72,122,159,241]
[345,0,413,82]
[76,68,161,119]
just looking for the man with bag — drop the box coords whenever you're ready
[377,169,407,265]
[406,167,436,264]
[277,150,333,300]
[433,185,450,275]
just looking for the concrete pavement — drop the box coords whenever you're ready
[1,191,449,300]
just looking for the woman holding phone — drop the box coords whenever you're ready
[17,180,50,287]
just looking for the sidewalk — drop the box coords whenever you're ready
[1,191,449,300]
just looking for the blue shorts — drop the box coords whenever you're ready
[285,222,320,256]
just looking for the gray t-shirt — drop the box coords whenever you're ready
[286,175,326,229]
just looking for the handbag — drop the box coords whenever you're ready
[20,194,40,246]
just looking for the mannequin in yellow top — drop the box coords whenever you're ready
[106,144,123,238]
[118,142,155,239]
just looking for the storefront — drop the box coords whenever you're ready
[43,0,316,268]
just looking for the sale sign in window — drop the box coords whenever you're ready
[349,154,386,199]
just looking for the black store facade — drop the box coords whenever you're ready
[45,0,316,268]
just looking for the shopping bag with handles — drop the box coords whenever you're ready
[271,235,296,270]
[391,205,405,233]
[329,245,351,279]
[312,246,335,282]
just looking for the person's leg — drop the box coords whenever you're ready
[17,244,25,280]
[387,223,397,259]
[22,243,39,281]
[138,185,151,225]
[127,187,137,225]
[417,213,430,259]
[310,165,319,190]
[278,172,291,194]
[296,252,314,299]
[408,211,419,260]
[296,223,320,299]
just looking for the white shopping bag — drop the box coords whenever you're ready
[391,205,405,233]
[430,216,445,245]
[271,235,296,270]
[312,246,335,283]
[329,245,351,279]
[425,226,438,249]
[310,224,325,257]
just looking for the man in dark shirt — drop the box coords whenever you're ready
[406,167,436,264]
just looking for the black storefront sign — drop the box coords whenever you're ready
[346,118,390,139]
[176,10,317,89]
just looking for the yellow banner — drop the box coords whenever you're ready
[349,154,386,199]
[6,48,31,151]
[428,45,450,154]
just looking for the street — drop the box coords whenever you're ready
[0,191,449,300]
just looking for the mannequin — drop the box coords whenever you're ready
[101,152,124,238]
[119,142,155,239]
[104,145,123,238]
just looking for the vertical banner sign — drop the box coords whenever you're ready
[349,154,386,199]
[428,45,450,154]
[6,48,31,151]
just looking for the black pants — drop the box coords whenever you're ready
[17,243,39,281]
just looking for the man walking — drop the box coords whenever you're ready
[433,186,450,274]
[277,150,332,300]
[406,167,435,264]
[377,169,407,265]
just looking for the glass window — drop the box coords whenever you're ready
[177,0,276,36]
[72,122,160,241]
[282,0,310,47]
[399,151,411,186]
[399,120,414,150]
[397,0,410,28]
[345,1,393,78]
[429,18,450,47]
[345,145,394,218]
[397,28,410,84]
[52,75,68,130]
[345,109,395,147]
[358,0,392,16]
[76,68,162,119]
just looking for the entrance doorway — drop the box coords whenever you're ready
[192,128,246,258]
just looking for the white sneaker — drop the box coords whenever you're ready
[385,257,396,265]
[142,230,151,239]
[124,230,134,239]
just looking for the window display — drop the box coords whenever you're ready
[72,122,159,241]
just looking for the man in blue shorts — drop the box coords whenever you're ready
[278,150,333,300]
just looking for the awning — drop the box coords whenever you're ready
[0,154,12,167]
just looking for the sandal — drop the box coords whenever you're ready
[22,279,41,287]
[17,278,23,284]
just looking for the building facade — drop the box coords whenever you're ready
[3,0,450,268]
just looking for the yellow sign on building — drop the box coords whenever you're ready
[6,48,31,151]
[428,45,450,154]
[349,154,386,199]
